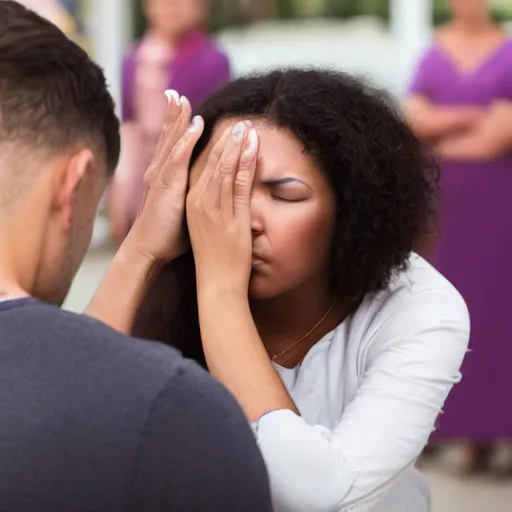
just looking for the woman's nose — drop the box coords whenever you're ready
[250,194,264,236]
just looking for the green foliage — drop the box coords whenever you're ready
[325,0,389,21]
[276,0,297,19]
[129,0,512,39]
[133,0,145,39]
[324,0,360,18]
[208,0,245,32]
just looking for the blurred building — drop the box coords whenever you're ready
[16,0,78,36]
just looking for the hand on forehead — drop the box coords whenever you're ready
[189,118,321,191]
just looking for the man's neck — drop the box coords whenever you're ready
[0,252,31,299]
[0,293,29,302]
[0,215,41,299]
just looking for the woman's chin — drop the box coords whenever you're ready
[248,275,280,300]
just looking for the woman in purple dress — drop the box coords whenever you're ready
[406,0,512,474]
[108,0,231,246]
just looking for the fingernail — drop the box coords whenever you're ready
[188,115,202,133]
[243,129,258,158]
[165,89,181,106]
[231,122,246,142]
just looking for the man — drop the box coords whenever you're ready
[0,2,271,511]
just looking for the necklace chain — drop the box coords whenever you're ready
[271,302,336,362]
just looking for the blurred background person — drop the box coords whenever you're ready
[107,0,231,247]
[405,0,512,475]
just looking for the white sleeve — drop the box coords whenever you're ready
[251,285,470,512]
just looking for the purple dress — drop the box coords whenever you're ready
[120,29,231,224]
[409,41,512,442]
[121,29,231,119]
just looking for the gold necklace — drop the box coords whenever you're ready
[271,302,336,362]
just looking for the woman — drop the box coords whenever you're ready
[108,0,231,246]
[405,0,512,473]
[127,69,470,511]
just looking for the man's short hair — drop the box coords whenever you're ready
[0,0,120,174]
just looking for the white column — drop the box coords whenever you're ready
[390,0,434,94]
[85,0,133,237]
[87,0,132,115]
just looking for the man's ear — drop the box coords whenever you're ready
[54,148,95,233]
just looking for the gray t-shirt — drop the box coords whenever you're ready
[0,298,272,511]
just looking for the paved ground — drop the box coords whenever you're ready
[64,220,512,512]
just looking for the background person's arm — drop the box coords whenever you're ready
[107,122,142,247]
[107,53,143,248]
[435,100,512,161]
[404,48,485,143]
[404,96,485,142]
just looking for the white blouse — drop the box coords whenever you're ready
[251,254,470,512]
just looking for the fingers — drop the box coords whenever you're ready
[158,94,192,170]
[218,122,247,214]
[233,127,259,215]
[193,120,258,218]
[200,123,233,184]
[148,91,182,172]
[159,114,204,189]
[141,92,192,205]
[145,91,191,182]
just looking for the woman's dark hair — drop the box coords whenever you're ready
[133,68,439,367]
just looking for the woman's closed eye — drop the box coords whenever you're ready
[263,178,312,203]
[271,192,308,203]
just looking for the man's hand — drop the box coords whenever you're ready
[86,91,204,332]
[124,90,204,266]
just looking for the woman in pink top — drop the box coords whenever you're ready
[108,0,231,246]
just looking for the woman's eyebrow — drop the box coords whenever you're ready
[261,177,312,190]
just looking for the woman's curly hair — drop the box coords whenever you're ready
[133,68,439,367]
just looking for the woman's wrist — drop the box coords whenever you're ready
[85,237,162,332]
[109,235,162,288]
[196,275,249,304]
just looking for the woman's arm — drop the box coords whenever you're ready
[436,100,512,161]
[404,95,485,142]
[244,283,469,511]
[186,121,298,420]
[197,287,298,421]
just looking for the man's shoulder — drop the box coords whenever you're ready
[0,299,226,435]
[3,298,187,386]
[0,300,274,511]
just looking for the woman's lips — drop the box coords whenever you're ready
[251,253,268,266]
